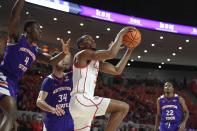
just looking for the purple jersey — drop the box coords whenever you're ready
[159,94,183,124]
[41,70,73,118]
[0,35,38,82]
[41,70,74,131]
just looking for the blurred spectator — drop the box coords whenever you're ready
[31,114,43,131]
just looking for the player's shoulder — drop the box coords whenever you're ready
[156,95,163,104]
[158,95,165,100]
[177,95,185,101]
[43,75,54,82]
[41,75,54,90]
[17,34,27,43]
[173,94,181,100]
[7,34,26,46]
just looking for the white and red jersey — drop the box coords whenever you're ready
[71,60,99,97]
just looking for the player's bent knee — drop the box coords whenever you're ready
[124,102,129,114]
[107,99,129,113]
[121,102,129,114]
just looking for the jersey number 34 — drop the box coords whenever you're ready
[58,94,67,103]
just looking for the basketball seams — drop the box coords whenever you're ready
[123,33,133,42]
[122,28,141,48]
[130,30,138,47]
[134,30,141,41]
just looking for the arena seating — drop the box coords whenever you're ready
[15,62,197,130]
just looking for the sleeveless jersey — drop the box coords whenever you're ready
[159,94,183,124]
[71,60,99,97]
[41,70,74,131]
[41,70,73,118]
[0,35,38,81]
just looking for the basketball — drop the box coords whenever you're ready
[122,28,141,48]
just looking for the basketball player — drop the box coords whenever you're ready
[155,82,189,131]
[69,27,136,131]
[37,39,74,131]
[0,0,69,130]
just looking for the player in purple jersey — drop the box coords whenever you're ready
[155,82,189,131]
[0,0,70,130]
[37,39,73,131]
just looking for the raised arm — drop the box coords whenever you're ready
[77,27,134,63]
[37,39,71,66]
[178,96,189,130]
[99,48,133,75]
[8,0,25,40]
[155,98,160,131]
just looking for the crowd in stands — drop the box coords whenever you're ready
[0,56,197,130]
[15,63,197,130]
[94,75,197,130]
[189,78,197,96]
[17,112,43,131]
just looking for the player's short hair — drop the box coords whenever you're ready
[76,35,92,49]
[76,35,86,49]
[165,81,174,86]
[24,20,38,32]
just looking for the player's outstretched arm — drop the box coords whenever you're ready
[8,0,25,41]
[178,96,189,131]
[77,27,133,63]
[99,48,133,75]
[37,39,71,65]
[154,98,160,131]
[36,91,65,116]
